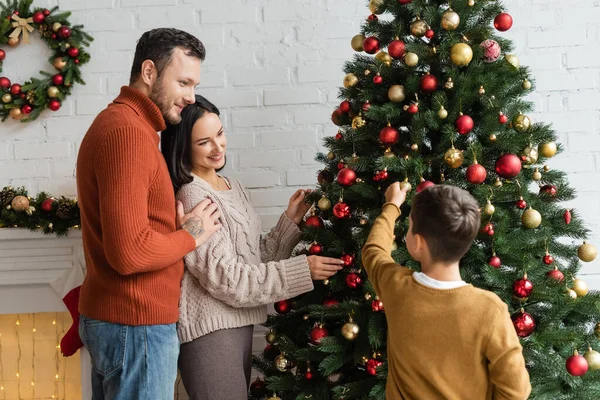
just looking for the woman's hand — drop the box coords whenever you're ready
[307,256,344,280]
[285,189,312,225]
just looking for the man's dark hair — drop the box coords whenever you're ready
[129,28,206,84]
[410,185,481,262]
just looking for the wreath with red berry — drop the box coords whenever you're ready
[0,0,92,122]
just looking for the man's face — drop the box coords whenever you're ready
[150,47,200,124]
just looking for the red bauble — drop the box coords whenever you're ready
[52,34,57,39]
[407,103,418,114]
[337,167,357,186]
[379,126,399,146]
[363,37,381,54]
[371,299,384,312]
[331,108,344,126]
[0,77,10,89]
[309,243,323,255]
[455,114,474,135]
[511,310,536,337]
[494,12,513,32]
[498,112,508,124]
[20,93,25,99]
[512,277,533,299]
[540,184,557,197]
[397,0,412,3]
[362,101,371,112]
[339,100,351,113]
[417,180,434,192]
[543,254,554,265]
[333,202,351,219]
[425,29,434,39]
[43,9,50,16]
[21,105,32,114]
[388,39,406,59]
[41,198,55,212]
[249,378,268,398]
[546,267,564,282]
[337,162,345,171]
[58,26,72,39]
[367,14,378,22]
[10,84,21,95]
[67,47,80,58]
[32,11,45,24]
[341,253,354,267]
[52,74,64,86]
[466,163,487,184]
[488,255,501,268]
[335,131,343,140]
[420,74,438,93]
[495,154,522,178]
[74,59,80,64]
[374,170,388,181]
[346,272,363,289]
[306,215,324,229]
[274,300,291,314]
[0,49,5,61]
[482,223,494,236]
[318,169,333,185]
[564,209,572,225]
[48,99,61,111]
[310,325,329,344]
[305,370,313,380]
[366,358,383,375]
[516,198,527,209]
[323,297,339,307]
[566,353,588,377]
[373,74,383,84]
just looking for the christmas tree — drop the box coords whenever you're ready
[251,1,600,399]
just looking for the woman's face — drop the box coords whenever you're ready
[190,112,227,172]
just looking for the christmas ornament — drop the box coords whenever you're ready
[274,300,291,314]
[343,73,359,88]
[444,146,464,169]
[305,215,324,229]
[522,79,532,90]
[58,25,72,39]
[10,195,29,212]
[513,113,531,133]
[2,93,12,103]
[318,195,331,210]
[323,297,339,307]
[318,169,333,184]
[494,12,513,31]
[584,348,600,371]
[266,331,277,344]
[417,180,434,192]
[438,106,448,119]
[10,84,21,95]
[52,22,62,32]
[9,107,23,120]
[337,168,357,186]
[373,169,389,181]
[522,208,542,229]
[250,378,268,398]
[410,143,419,151]
[48,99,61,111]
[425,29,434,39]
[466,161,487,184]
[341,319,360,340]
[543,165,550,172]
[450,43,473,66]
[546,267,564,282]
[566,351,588,376]
[564,209,572,225]
[331,109,344,126]
[363,37,381,54]
[540,184,557,197]
[333,201,351,219]
[484,200,495,215]
[380,124,399,146]
[420,73,437,93]
[346,272,363,289]
[498,112,508,124]
[372,297,384,311]
[410,18,428,37]
[532,168,542,181]
[0,77,10,90]
[267,395,282,400]
[407,103,418,114]
[41,198,55,212]
[367,13,378,21]
[309,242,323,255]
[512,274,533,300]
[327,151,336,161]
[578,242,597,262]
[339,100,351,113]
[305,367,313,380]
[274,354,289,371]
[505,54,520,68]
[21,105,32,115]
[516,197,527,209]
[482,223,495,236]
[341,253,355,267]
[511,309,535,337]
[7,37,19,47]
[32,10,45,23]
[495,154,521,178]
[488,254,501,268]
[47,86,60,98]
[538,142,557,158]
[520,145,538,165]
[310,325,329,344]
[479,86,485,95]
[53,57,67,71]
[0,49,4,62]
[366,358,383,375]
[455,113,474,135]
[444,78,454,89]
[52,74,64,86]
[568,288,578,299]
[573,278,589,297]
[351,34,365,52]
[441,9,460,31]
[400,179,412,192]
[368,0,383,14]
[481,39,501,63]
[398,0,412,3]
[404,52,419,66]
[362,101,371,112]
[352,115,366,129]
[376,51,392,66]
[373,73,383,84]
[388,85,405,102]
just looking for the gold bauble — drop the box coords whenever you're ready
[444,146,464,169]
[522,79,532,90]
[52,22,62,32]
[522,208,542,229]
[411,143,419,151]
[7,37,19,47]
[567,289,578,300]
[47,86,60,98]
[318,196,331,211]
[376,51,392,66]
[538,142,557,158]
[11,195,29,212]
[450,43,473,66]
[391,241,398,251]
[399,179,412,192]
[489,133,497,142]
[543,165,550,172]
[343,73,359,88]
[532,168,542,181]
[520,145,538,165]
[468,0,475,5]
[578,242,597,262]
[513,113,531,133]
[274,354,289,372]
[352,115,366,129]
[383,148,396,158]
[410,19,428,37]
[445,78,454,89]
[369,0,384,14]
[351,34,365,52]
[505,54,520,68]
[595,323,600,339]
[494,178,503,188]
[9,107,23,121]
[404,52,419,67]
[438,106,448,119]
[479,86,485,95]
[341,321,360,340]
[266,331,277,344]
[267,396,282,400]
[53,57,67,71]
[484,201,495,216]
[441,9,460,31]
[360,217,368,225]
[327,151,335,160]
[388,85,405,102]
[573,278,589,297]
[585,348,600,371]
[2,93,12,103]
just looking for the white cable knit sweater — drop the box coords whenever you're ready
[176,175,314,343]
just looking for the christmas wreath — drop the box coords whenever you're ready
[0,0,92,122]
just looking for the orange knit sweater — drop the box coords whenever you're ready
[76,86,196,325]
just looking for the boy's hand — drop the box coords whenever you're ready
[385,181,410,208]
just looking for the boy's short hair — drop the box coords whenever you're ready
[410,185,481,262]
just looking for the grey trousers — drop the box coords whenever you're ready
[178,325,254,400]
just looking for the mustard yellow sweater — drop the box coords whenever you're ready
[362,204,531,400]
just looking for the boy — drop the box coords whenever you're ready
[362,183,531,399]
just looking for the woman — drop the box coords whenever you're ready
[161,95,344,400]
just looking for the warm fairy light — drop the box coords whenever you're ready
[30,381,34,386]
[15,320,20,326]
[32,328,36,333]
[52,320,56,325]
[55,374,59,379]
[15,372,19,378]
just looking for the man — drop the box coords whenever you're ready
[76,28,220,399]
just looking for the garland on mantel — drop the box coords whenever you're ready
[0,186,79,236]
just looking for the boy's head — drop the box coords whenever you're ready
[406,185,480,264]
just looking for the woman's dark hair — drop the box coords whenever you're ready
[161,95,222,191]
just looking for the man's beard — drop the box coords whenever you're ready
[149,78,181,125]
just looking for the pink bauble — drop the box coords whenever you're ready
[480,39,501,63]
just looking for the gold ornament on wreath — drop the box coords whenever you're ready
[0,0,93,122]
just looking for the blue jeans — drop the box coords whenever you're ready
[79,315,179,400]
